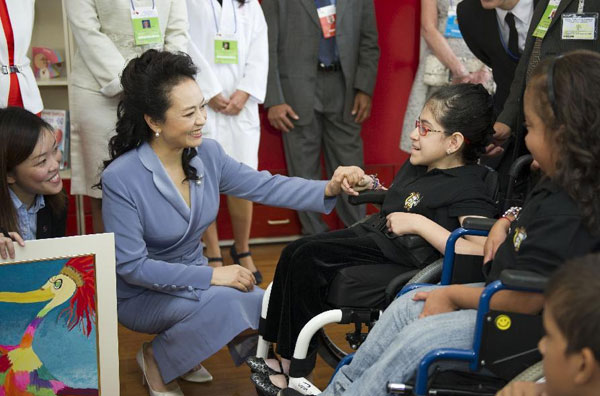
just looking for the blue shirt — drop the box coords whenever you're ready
[315,0,339,66]
[9,189,45,241]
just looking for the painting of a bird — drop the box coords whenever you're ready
[0,255,98,395]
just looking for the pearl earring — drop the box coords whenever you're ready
[446,149,452,155]
[155,129,160,137]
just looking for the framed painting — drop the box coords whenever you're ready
[0,233,119,396]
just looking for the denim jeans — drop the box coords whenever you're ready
[321,285,479,396]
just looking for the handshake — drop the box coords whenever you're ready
[324,166,382,197]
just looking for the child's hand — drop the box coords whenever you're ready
[483,218,511,263]
[413,287,458,318]
[495,381,546,396]
[385,212,421,236]
[0,232,25,260]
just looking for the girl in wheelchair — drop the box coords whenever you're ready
[251,83,499,394]
[279,50,600,396]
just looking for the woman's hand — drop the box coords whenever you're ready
[468,67,492,85]
[413,287,458,318]
[325,166,365,197]
[385,212,421,236]
[222,90,250,116]
[0,232,25,260]
[208,93,230,113]
[353,174,375,192]
[483,218,511,263]
[210,265,256,291]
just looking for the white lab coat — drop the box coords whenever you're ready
[0,0,43,113]
[187,0,268,169]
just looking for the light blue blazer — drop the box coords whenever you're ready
[102,139,336,302]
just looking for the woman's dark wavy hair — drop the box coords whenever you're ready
[426,83,495,164]
[96,50,200,187]
[0,107,67,235]
[527,50,600,233]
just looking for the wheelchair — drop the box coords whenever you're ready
[254,157,535,395]
[266,218,545,395]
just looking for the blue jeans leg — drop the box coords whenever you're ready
[322,285,478,396]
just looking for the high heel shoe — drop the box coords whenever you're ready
[246,356,285,376]
[137,343,184,396]
[230,245,263,284]
[180,364,213,383]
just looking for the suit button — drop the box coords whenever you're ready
[152,283,159,289]
[170,285,177,290]
[187,286,194,292]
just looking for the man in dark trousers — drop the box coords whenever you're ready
[458,0,536,196]
[261,0,379,235]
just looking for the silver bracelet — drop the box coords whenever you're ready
[502,206,522,220]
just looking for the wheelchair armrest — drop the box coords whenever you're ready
[499,270,548,292]
[384,269,420,305]
[348,190,387,206]
[462,217,496,231]
[508,154,533,179]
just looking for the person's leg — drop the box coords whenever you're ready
[227,195,258,273]
[90,197,104,233]
[281,114,329,235]
[322,287,477,396]
[320,71,365,227]
[202,222,223,266]
[118,286,263,385]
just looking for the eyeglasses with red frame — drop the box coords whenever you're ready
[415,119,445,136]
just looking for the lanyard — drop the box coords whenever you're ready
[578,0,585,13]
[210,0,237,35]
[130,0,155,11]
[496,18,520,61]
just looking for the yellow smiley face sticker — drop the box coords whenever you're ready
[495,314,512,331]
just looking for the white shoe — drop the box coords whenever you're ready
[180,365,213,383]
[136,344,184,396]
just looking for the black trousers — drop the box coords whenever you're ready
[263,227,414,369]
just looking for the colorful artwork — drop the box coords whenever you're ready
[0,234,119,396]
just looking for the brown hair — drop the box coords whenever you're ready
[0,107,66,235]
[527,50,600,233]
[545,254,600,361]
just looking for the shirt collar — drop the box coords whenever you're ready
[9,189,46,214]
[427,164,476,177]
[496,0,534,25]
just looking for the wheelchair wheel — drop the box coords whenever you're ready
[317,323,361,368]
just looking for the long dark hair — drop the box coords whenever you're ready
[426,83,495,164]
[97,50,200,186]
[0,107,67,235]
[528,50,600,233]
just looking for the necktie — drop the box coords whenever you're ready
[505,12,520,57]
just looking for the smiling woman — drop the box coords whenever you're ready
[96,49,368,396]
[0,107,67,259]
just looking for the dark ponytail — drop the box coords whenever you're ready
[96,50,199,188]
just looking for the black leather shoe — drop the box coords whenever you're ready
[246,356,284,376]
[251,372,282,396]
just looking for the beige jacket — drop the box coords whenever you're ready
[65,0,188,97]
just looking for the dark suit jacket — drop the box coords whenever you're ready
[36,197,67,239]
[261,0,379,126]
[457,0,539,114]
[497,0,600,130]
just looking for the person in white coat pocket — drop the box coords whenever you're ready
[187,0,268,282]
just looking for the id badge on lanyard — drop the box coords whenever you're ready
[561,0,598,40]
[533,0,561,38]
[211,0,239,64]
[317,4,336,38]
[444,1,462,38]
[130,0,162,46]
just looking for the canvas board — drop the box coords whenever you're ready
[0,233,119,395]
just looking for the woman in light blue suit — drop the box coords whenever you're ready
[100,49,366,396]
